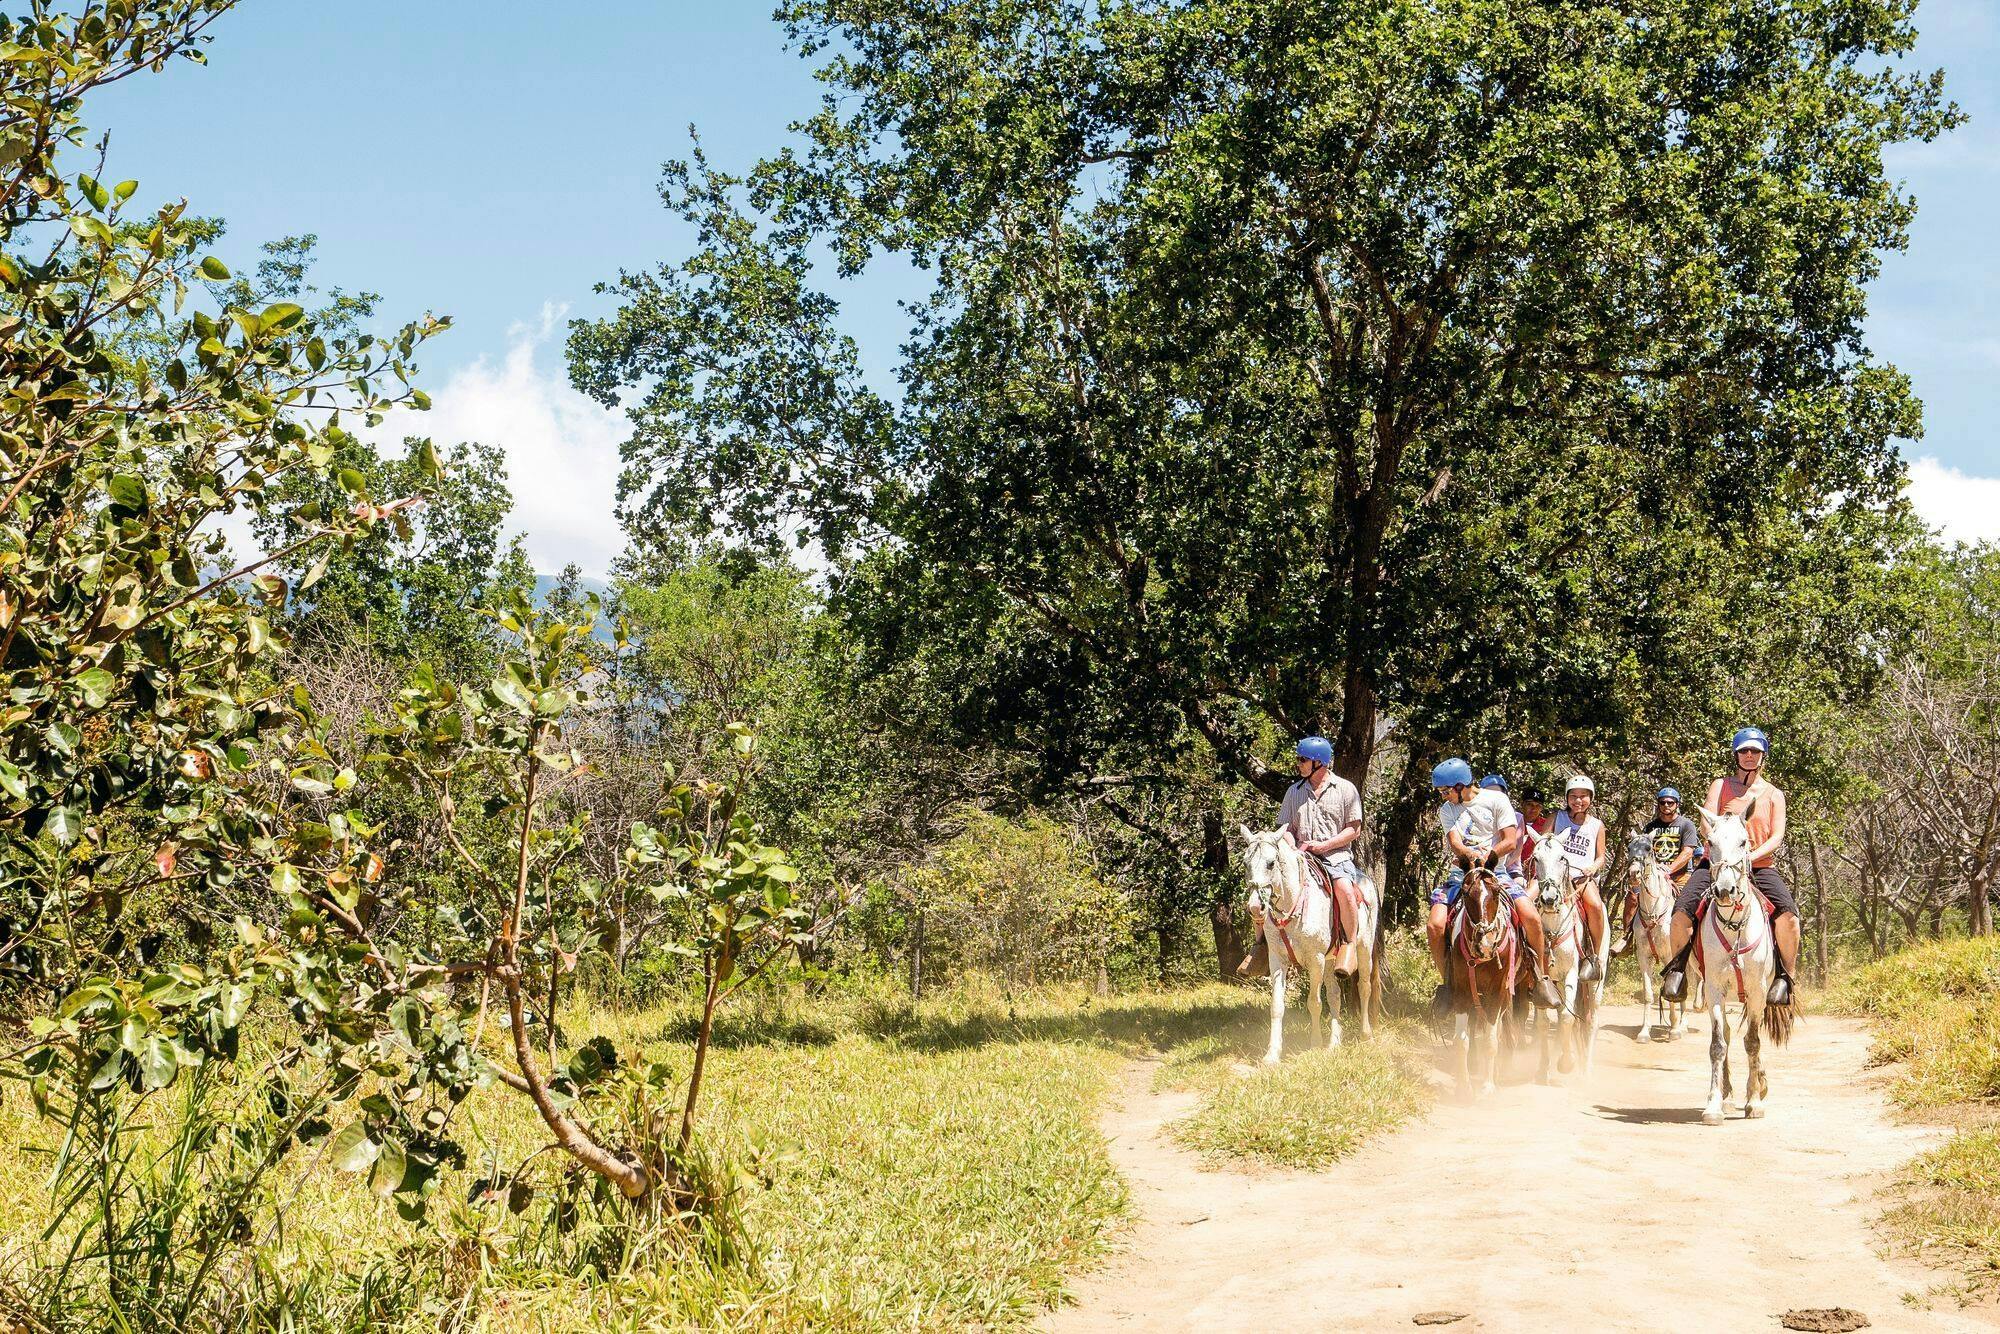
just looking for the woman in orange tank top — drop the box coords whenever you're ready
[1658,727,1801,1007]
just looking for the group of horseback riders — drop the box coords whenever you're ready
[1244,726,1800,1011]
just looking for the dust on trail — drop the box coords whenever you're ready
[1044,1004,1999,1334]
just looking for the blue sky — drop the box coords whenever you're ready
[89,1,2000,572]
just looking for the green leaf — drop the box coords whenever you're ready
[371,1136,406,1197]
[44,805,81,847]
[199,255,230,280]
[113,179,137,202]
[75,666,115,708]
[77,173,108,210]
[0,758,27,804]
[330,1120,378,1173]
[107,474,147,509]
[136,1036,178,1091]
[260,301,304,332]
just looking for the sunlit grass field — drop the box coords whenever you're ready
[1833,937,2000,1295]
[0,975,1432,1331]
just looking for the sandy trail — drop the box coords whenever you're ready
[1045,1003,1996,1333]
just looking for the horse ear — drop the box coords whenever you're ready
[1698,807,1721,839]
[1740,795,1758,823]
[1239,823,1256,843]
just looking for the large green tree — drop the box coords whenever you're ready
[572,0,1951,906]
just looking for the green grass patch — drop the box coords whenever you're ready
[0,980,1435,1331]
[1170,1041,1431,1169]
[1831,936,2000,1110]
[1837,936,2000,1298]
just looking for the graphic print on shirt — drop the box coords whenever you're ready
[1551,812,1603,872]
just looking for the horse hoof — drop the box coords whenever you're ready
[1262,1053,1281,1066]
[1480,1082,1496,1096]
[1702,1110,1724,1126]
[1635,1030,1651,1044]
[1746,1105,1765,1120]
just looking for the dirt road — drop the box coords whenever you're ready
[1045,1004,1996,1333]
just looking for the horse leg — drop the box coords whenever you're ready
[1355,935,1375,1039]
[1637,952,1655,1043]
[1579,977,1600,1075]
[1481,1002,1504,1095]
[1744,998,1766,1118]
[1703,994,1728,1125]
[1454,1011,1472,1096]
[1552,972,1568,1088]
[1264,945,1287,1065]
[1307,955,1325,1050]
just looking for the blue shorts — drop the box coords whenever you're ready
[1430,867,1526,908]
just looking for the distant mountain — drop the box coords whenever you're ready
[532,572,611,606]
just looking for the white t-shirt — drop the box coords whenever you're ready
[1550,812,1604,873]
[1438,789,1516,858]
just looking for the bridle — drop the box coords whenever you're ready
[1246,835,1312,969]
[1461,869,1512,961]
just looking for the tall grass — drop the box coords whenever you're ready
[0,978,1430,1331]
[1835,936,2000,1294]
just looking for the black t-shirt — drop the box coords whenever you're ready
[1643,816,1703,868]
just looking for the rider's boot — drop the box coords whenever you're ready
[1515,915,1563,1010]
[1661,940,1694,1003]
[1579,931,1604,983]
[1236,932,1270,980]
[1766,940,1795,1006]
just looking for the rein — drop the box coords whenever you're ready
[1254,844,1318,971]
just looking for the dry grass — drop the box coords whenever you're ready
[1836,937,2000,1297]
[0,978,1430,1331]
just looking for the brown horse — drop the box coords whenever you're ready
[1447,868,1533,1095]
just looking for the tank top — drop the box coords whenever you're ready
[1550,812,1603,875]
[1712,776,1779,868]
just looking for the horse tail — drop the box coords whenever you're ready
[1761,1001,1796,1048]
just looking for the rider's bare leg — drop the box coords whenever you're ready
[1427,902,1450,981]
[1669,910,1692,959]
[1579,881,1609,980]
[1773,911,1800,981]
[1332,877,1359,971]
[1612,887,1638,955]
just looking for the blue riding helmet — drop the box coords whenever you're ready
[1731,726,1769,754]
[1480,774,1508,791]
[1657,787,1681,802]
[1295,735,1334,766]
[1431,757,1474,788]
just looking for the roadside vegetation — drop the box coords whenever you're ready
[1836,938,2000,1293]
[0,2,1993,1332]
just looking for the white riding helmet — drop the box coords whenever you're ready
[1564,774,1595,795]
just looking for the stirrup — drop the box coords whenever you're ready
[1661,965,1688,1003]
[1766,973,1793,1007]
[1579,953,1602,983]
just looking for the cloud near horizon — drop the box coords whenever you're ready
[378,302,628,578]
[1907,455,2000,548]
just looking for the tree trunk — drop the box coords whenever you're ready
[1972,870,1995,938]
[1806,835,1829,985]
[1203,809,1243,979]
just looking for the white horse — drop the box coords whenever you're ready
[1527,838,1601,1083]
[1695,808,1794,1125]
[1624,834,1698,1042]
[1239,827,1380,1062]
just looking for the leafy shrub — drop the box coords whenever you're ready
[907,809,1134,996]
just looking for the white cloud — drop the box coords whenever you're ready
[1907,455,2000,546]
[377,302,628,577]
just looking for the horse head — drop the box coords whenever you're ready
[1529,837,1570,914]
[1238,826,1296,915]
[1462,866,1513,959]
[1699,807,1756,926]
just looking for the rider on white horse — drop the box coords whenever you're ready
[1613,787,1701,956]
[1241,736,1362,975]
[1660,727,1802,1007]
[1549,775,1611,982]
[1426,758,1563,1013]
